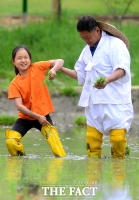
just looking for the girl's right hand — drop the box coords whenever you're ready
[38,115,48,126]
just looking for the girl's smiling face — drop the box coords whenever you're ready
[12,48,31,76]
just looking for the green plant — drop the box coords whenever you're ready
[60,87,77,97]
[42,71,52,85]
[125,146,131,156]
[0,114,17,125]
[94,76,106,85]
[74,115,86,126]
[0,19,139,90]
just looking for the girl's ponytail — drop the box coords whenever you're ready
[14,66,19,75]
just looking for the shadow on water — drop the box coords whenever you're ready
[0,125,139,200]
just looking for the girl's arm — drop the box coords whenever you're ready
[14,97,48,126]
[50,59,64,71]
[48,59,64,79]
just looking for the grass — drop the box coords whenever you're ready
[74,116,86,126]
[60,87,77,97]
[0,0,139,15]
[0,19,139,91]
[0,115,17,125]
[0,1,139,94]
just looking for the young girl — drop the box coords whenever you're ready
[5,45,65,157]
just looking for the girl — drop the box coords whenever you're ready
[5,45,65,157]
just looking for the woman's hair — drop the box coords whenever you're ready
[12,45,32,75]
[77,15,98,32]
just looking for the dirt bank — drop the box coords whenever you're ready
[0,93,84,130]
[0,87,139,132]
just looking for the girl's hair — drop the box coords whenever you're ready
[12,45,32,75]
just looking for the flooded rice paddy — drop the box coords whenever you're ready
[0,122,139,200]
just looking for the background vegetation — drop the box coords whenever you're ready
[0,0,139,15]
[0,0,139,94]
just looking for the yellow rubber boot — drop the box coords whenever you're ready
[41,122,66,157]
[86,125,103,158]
[110,129,126,158]
[5,129,26,156]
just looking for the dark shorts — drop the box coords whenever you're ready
[12,114,53,137]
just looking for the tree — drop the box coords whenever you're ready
[52,0,62,20]
[100,0,134,29]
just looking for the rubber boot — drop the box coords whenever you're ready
[110,129,126,158]
[41,122,66,157]
[86,125,103,158]
[5,129,26,156]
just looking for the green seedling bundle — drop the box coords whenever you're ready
[94,76,106,85]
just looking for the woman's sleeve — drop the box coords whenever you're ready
[74,48,86,85]
[110,38,131,83]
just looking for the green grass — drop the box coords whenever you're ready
[0,1,139,93]
[60,87,77,97]
[74,116,86,126]
[0,0,139,15]
[0,115,17,125]
[0,19,139,91]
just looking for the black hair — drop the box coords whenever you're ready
[12,45,32,75]
[77,15,98,32]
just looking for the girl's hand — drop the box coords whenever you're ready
[38,115,48,126]
[48,68,56,80]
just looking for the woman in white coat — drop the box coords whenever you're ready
[60,15,133,158]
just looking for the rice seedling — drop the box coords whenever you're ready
[94,76,106,85]
[42,71,52,85]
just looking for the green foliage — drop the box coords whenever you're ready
[100,0,135,15]
[94,76,106,85]
[0,8,139,90]
[60,87,77,97]
[0,21,138,89]
[42,71,52,85]
[0,115,17,125]
[125,146,131,155]
[0,0,139,15]
[74,115,86,126]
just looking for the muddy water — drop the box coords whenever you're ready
[0,89,139,199]
[0,125,139,200]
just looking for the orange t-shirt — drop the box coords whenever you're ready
[8,61,54,120]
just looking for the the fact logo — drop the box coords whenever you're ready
[42,186,97,197]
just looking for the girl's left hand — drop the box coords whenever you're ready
[49,68,56,80]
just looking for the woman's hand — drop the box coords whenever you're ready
[94,80,109,89]
[93,77,109,89]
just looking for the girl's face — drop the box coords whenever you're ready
[12,48,31,76]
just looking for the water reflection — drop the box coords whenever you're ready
[4,156,64,200]
[85,158,132,199]
[1,127,139,199]
[0,154,137,200]
[103,159,132,200]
